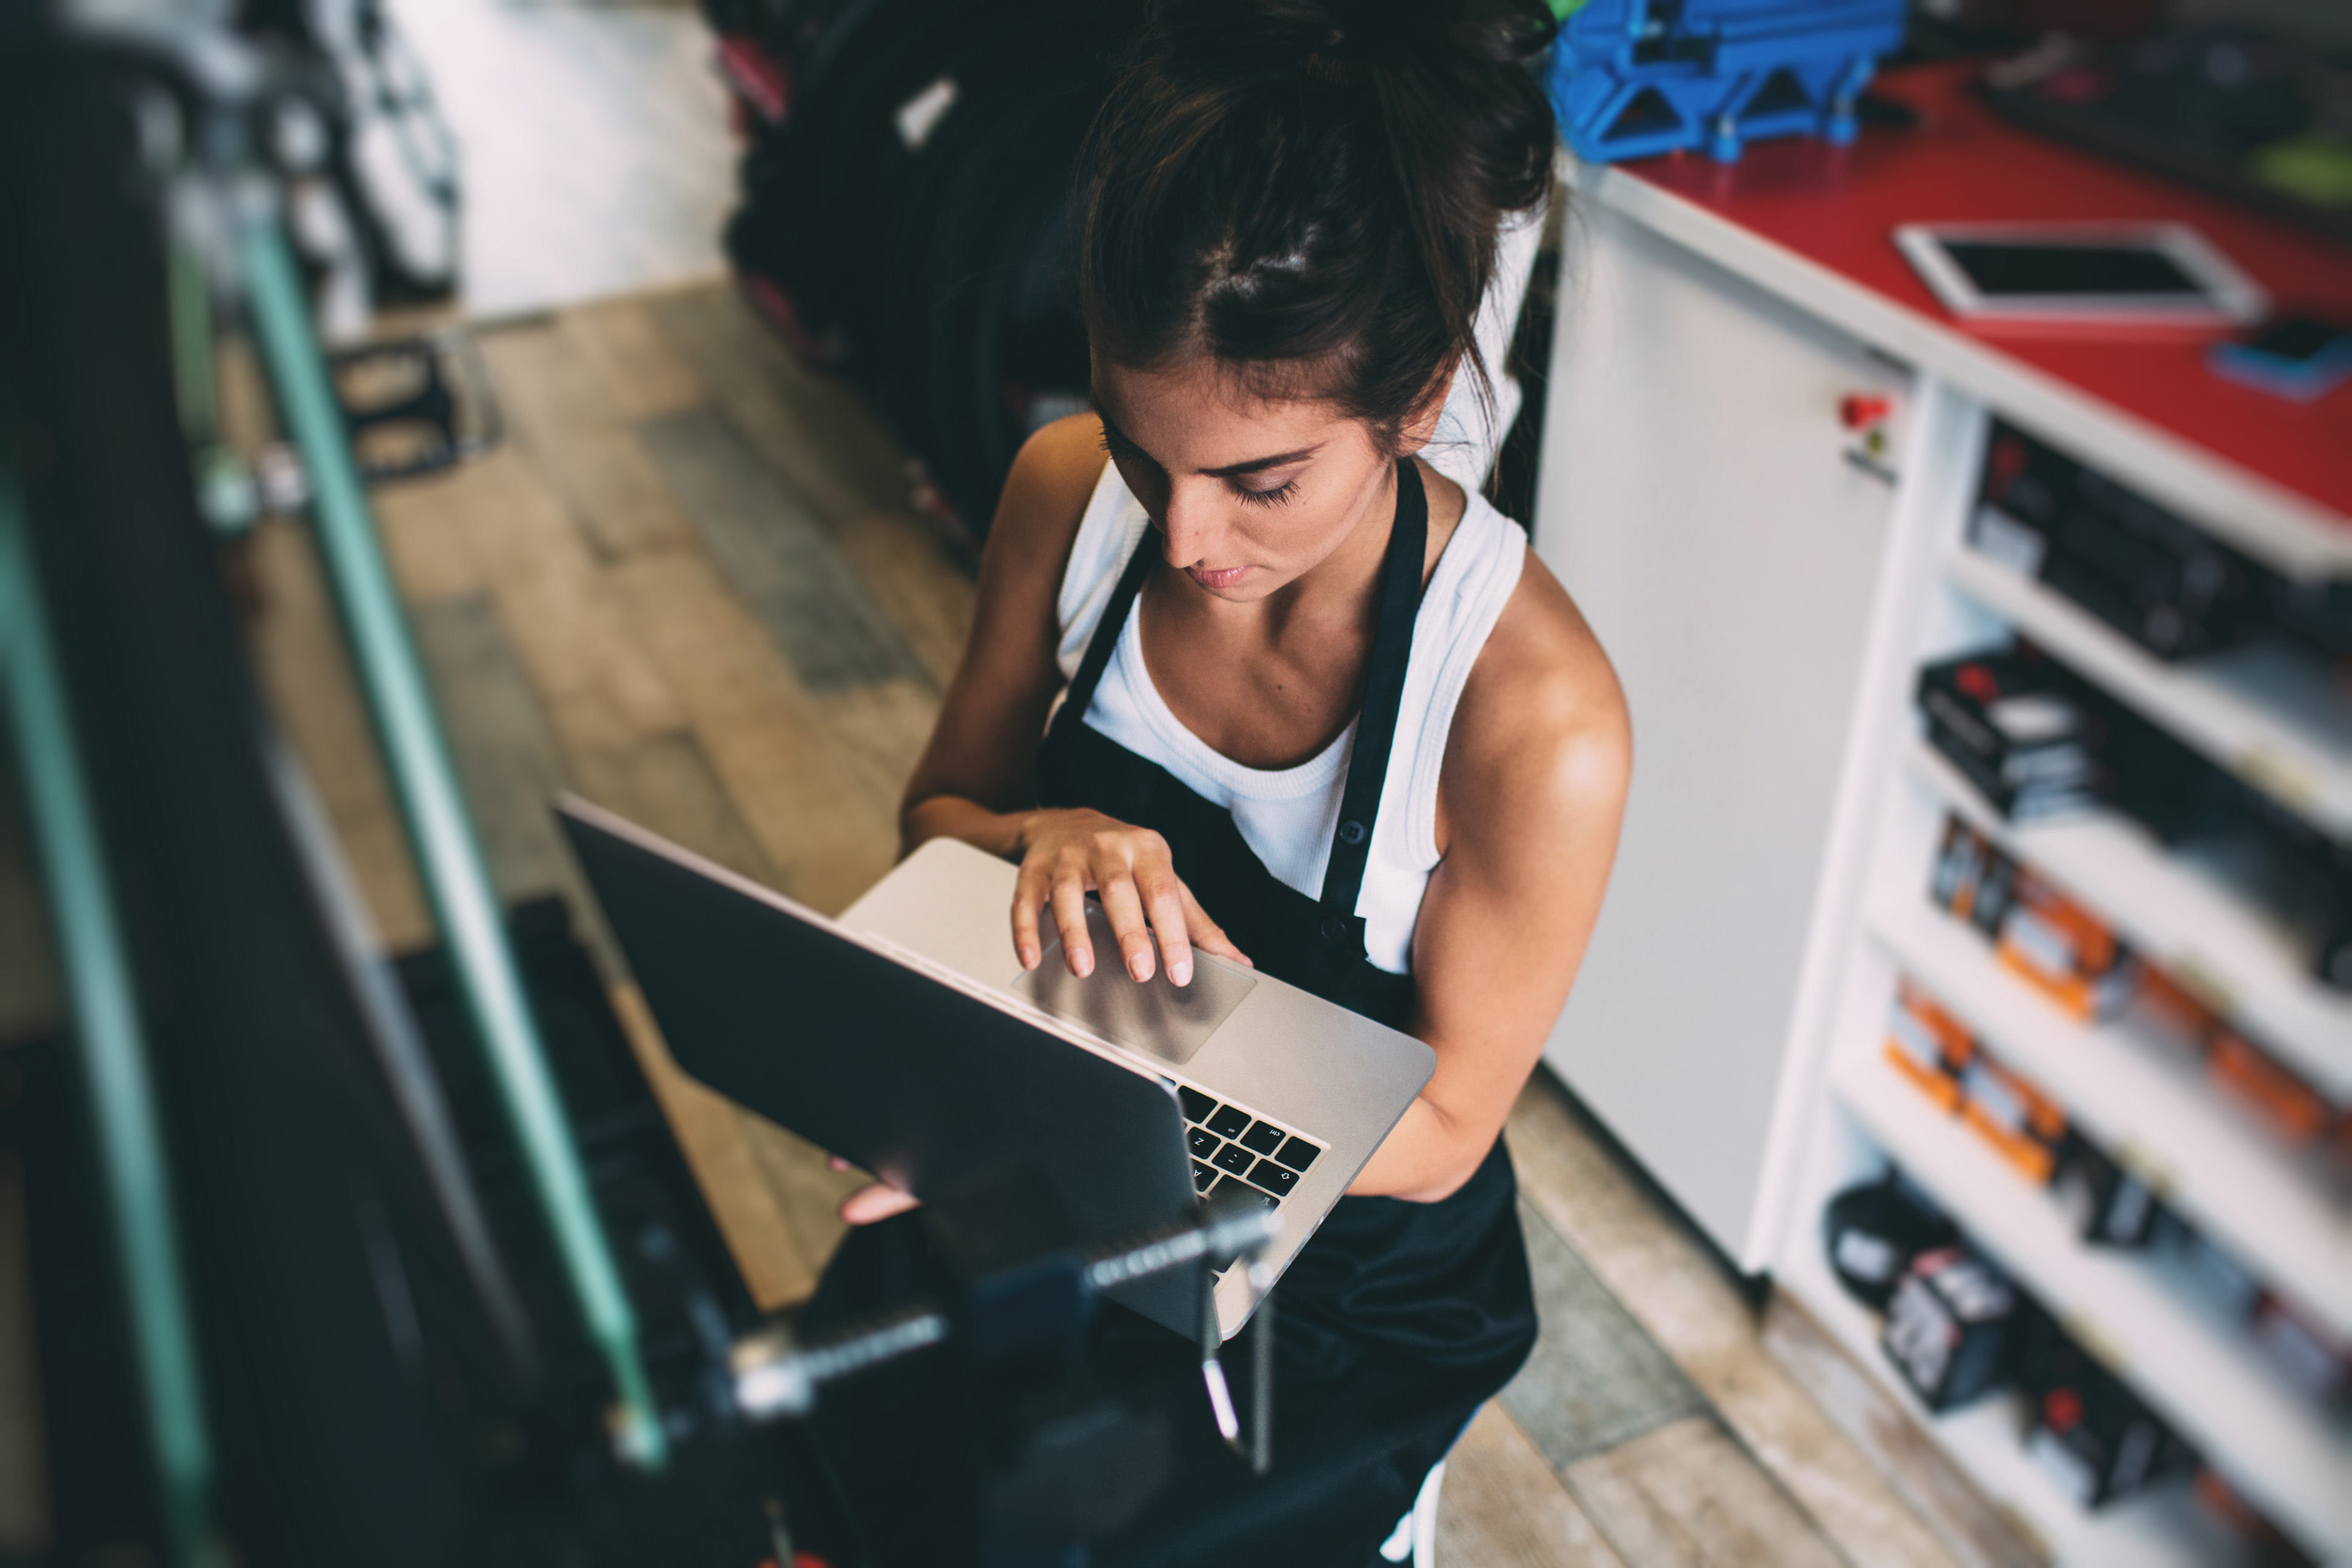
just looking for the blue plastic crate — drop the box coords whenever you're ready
[1548,0,1909,164]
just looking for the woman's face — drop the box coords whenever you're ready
[1091,354,1428,603]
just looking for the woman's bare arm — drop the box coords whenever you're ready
[1347,552,1632,1202]
[899,413,1106,858]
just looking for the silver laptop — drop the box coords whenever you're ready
[557,799,1432,1340]
[844,835,1435,1337]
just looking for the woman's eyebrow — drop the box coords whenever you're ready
[1096,409,1320,477]
[1202,446,1321,478]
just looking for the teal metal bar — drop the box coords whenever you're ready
[0,466,222,1561]
[167,239,217,446]
[236,219,666,1466]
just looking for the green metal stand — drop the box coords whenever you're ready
[0,466,222,1564]
[238,221,666,1466]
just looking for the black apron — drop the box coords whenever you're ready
[807,461,1537,1567]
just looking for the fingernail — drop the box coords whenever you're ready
[1020,944,1037,969]
[1073,948,1093,977]
[1171,956,1193,986]
[1128,951,1150,981]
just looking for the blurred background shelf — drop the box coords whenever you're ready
[1945,547,2352,843]
[1870,900,2348,1340]
[1906,739,2352,1101]
[1777,1235,2223,1568]
[1831,1053,2346,1557]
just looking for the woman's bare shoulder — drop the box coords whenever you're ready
[984,413,1111,581]
[1443,551,1632,845]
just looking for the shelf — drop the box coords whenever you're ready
[1777,1240,2227,1568]
[1945,547,2352,843]
[1907,741,2352,1102]
[1831,1053,2350,1559]
[1872,900,2350,1341]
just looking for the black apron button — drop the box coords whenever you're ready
[1320,915,1349,944]
[1337,818,1366,846]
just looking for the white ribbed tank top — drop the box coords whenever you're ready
[1051,460,1526,975]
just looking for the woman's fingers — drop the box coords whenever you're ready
[1011,858,1051,971]
[1048,869,1096,978]
[1180,883,1252,968]
[1136,872,1196,987]
[1007,811,1243,984]
[839,1182,921,1226]
[1096,873,1160,982]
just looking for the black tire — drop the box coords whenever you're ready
[883,49,1107,527]
[725,0,1141,537]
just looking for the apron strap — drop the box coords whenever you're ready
[1316,459,1429,924]
[1050,460,1431,943]
[1053,523,1160,739]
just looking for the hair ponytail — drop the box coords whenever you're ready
[1077,0,1556,448]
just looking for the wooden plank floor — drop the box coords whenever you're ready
[232,279,1956,1566]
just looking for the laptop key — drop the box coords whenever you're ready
[1211,1141,1255,1175]
[1272,1136,1322,1173]
[1246,1159,1297,1197]
[1207,1177,1278,1213]
[1178,1086,1218,1124]
[1193,1159,1220,1193]
[1204,1103,1251,1140]
[1237,1120,1287,1156]
[1203,1178,1275,1267]
[1188,1126,1221,1159]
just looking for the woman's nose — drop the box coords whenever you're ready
[1159,480,1227,565]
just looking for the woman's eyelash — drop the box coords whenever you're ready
[1234,479,1298,508]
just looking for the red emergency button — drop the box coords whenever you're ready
[1839,393,1892,431]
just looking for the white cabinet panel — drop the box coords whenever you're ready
[1533,205,1907,1267]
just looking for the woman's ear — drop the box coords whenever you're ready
[1391,356,1459,456]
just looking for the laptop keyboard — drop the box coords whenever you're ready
[1174,1084,1324,1216]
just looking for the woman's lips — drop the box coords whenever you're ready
[1186,564,1250,589]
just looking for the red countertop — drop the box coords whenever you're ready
[1612,61,2352,532]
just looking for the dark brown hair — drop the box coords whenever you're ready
[1077,0,1557,451]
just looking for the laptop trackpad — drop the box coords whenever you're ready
[1012,910,1255,1067]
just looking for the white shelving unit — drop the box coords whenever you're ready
[1870,899,2349,1340]
[1946,546,2352,842]
[1832,1054,2346,1556]
[1777,1226,2230,1568]
[1777,511,2352,1562]
[1536,136,2352,1565]
[1907,741,2352,1101]
[1782,520,2352,1565]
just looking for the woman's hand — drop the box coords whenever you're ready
[1012,808,1250,987]
[831,1158,921,1225]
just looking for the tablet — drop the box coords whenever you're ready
[1894,222,2268,326]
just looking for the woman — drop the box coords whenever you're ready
[818,0,1628,1558]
